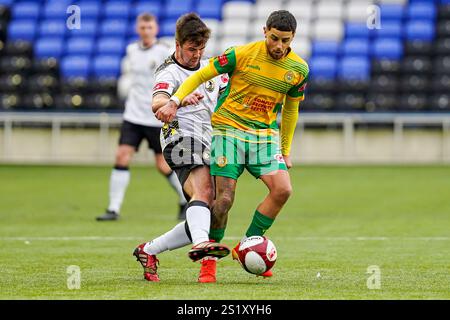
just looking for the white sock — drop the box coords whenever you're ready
[143,221,191,255]
[186,201,211,245]
[107,167,130,213]
[166,171,187,205]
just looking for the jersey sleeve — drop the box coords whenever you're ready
[210,47,237,75]
[287,66,309,102]
[152,68,179,98]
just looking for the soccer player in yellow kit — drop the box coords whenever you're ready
[156,10,308,278]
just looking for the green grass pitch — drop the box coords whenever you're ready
[0,164,449,299]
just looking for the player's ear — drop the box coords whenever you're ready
[263,26,267,37]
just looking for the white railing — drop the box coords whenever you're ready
[1,112,450,163]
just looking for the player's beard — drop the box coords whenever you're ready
[269,49,285,60]
[180,51,200,68]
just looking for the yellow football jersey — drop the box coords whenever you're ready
[209,40,309,142]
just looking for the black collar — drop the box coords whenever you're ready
[171,53,201,71]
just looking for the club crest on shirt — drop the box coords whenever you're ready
[205,80,215,92]
[284,71,297,84]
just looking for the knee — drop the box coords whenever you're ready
[194,184,214,206]
[271,184,292,205]
[115,149,131,166]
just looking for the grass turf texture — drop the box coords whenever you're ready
[0,165,449,300]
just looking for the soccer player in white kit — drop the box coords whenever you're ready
[96,13,188,221]
[133,13,230,283]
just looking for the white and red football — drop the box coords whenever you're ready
[234,236,277,275]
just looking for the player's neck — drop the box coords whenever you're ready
[173,52,201,71]
[140,38,156,49]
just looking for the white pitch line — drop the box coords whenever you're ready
[0,236,448,241]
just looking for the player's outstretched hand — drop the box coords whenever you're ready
[283,155,292,169]
[181,92,204,107]
[155,100,178,123]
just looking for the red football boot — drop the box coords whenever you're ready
[188,240,230,262]
[258,269,273,278]
[133,243,160,282]
[231,242,240,260]
[198,257,217,283]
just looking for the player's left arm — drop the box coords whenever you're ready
[281,73,308,168]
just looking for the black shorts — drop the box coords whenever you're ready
[163,135,210,187]
[118,120,162,154]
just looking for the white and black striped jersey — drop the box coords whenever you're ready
[152,54,229,150]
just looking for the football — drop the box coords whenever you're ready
[234,236,277,275]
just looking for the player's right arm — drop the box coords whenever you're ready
[152,67,205,122]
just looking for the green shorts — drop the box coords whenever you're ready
[210,134,287,180]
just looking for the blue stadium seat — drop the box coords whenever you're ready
[160,19,177,37]
[312,41,340,57]
[127,36,139,45]
[96,37,126,56]
[195,0,223,20]
[7,20,36,41]
[93,55,122,78]
[345,23,371,39]
[379,4,405,21]
[35,37,64,59]
[341,39,370,57]
[372,38,403,60]
[100,19,128,37]
[12,2,40,20]
[163,0,193,20]
[76,2,101,19]
[310,56,337,80]
[104,2,131,20]
[0,0,15,6]
[132,2,162,20]
[61,55,91,79]
[43,2,68,20]
[405,20,436,41]
[66,20,97,37]
[39,20,67,38]
[407,2,437,20]
[338,57,370,81]
[65,37,95,56]
[375,21,402,38]
[127,22,136,38]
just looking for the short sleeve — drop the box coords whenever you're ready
[152,68,178,98]
[287,72,309,101]
[210,47,237,74]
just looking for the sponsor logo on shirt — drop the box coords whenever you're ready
[243,95,276,113]
[153,82,169,90]
[246,64,261,71]
[218,55,228,67]
[221,75,229,83]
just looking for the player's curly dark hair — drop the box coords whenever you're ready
[175,13,211,46]
[266,10,297,33]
